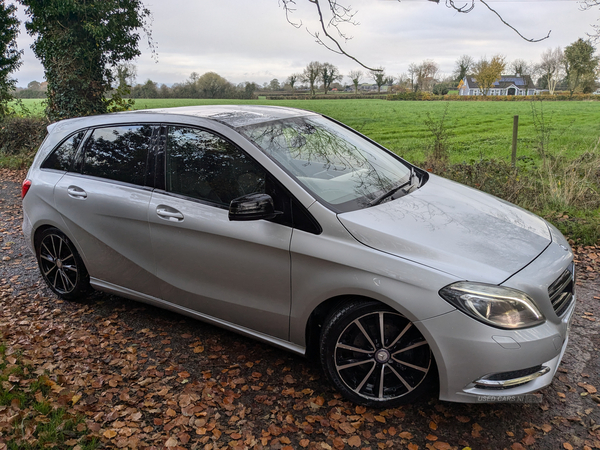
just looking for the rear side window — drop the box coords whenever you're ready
[41,131,86,171]
[82,125,153,186]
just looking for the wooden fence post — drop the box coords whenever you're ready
[511,115,519,168]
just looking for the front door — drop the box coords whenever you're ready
[148,125,292,339]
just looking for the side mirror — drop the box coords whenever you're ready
[228,193,281,221]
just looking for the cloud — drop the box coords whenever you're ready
[11,0,597,87]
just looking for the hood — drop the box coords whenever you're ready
[337,174,551,284]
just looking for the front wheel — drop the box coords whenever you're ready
[36,228,90,301]
[320,300,435,407]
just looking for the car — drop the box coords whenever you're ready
[22,105,575,407]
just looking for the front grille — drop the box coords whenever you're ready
[548,263,575,317]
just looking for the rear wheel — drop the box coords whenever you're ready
[36,228,90,300]
[320,300,435,407]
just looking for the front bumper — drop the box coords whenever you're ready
[418,297,574,403]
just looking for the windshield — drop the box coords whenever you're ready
[239,116,417,212]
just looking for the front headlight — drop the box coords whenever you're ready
[439,282,545,329]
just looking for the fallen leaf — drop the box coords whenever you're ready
[165,437,178,447]
[103,430,117,439]
[348,435,361,447]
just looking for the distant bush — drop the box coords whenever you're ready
[388,92,600,101]
[266,94,387,100]
[14,89,47,99]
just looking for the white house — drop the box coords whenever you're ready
[459,75,540,96]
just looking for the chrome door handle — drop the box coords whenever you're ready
[156,206,184,222]
[67,186,87,199]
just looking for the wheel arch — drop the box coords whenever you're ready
[305,294,441,393]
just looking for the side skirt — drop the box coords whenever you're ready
[90,278,306,356]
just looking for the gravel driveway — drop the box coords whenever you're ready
[1,168,599,450]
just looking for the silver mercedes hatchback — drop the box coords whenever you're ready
[22,105,575,407]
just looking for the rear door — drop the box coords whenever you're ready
[54,124,160,296]
[148,125,292,339]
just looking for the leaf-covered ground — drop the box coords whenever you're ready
[1,168,599,450]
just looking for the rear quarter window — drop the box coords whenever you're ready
[41,131,86,171]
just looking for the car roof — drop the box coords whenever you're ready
[48,105,318,134]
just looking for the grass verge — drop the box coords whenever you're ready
[0,336,98,450]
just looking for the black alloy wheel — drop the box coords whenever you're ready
[321,300,435,407]
[36,228,90,300]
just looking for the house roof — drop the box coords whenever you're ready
[464,75,537,90]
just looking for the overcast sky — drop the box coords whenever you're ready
[11,0,597,88]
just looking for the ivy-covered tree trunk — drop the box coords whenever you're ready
[19,0,151,121]
[0,2,22,117]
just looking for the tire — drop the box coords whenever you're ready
[320,300,436,407]
[36,228,90,301]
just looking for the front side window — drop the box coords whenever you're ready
[165,126,266,206]
[82,125,153,186]
[239,116,415,212]
[42,131,86,171]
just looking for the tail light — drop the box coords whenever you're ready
[22,179,32,199]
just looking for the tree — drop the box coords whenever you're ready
[0,2,22,117]
[196,72,233,98]
[269,78,281,91]
[453,55,474,83]
[114,63,137,91]
[131,79,158,99]
[369,68,392,94]
[348,70,363,94]
[408,60,439,92]
[509,58,532,75]
[19,0,151,120]
[302,61,322,95]
[538,47,564,95]
[472,55,506,95]
[321,63,342,94]
[564,38,599,95]
[286,74,300,91]
[432,82,451,95]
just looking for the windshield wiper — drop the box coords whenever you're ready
[368,167,416,207]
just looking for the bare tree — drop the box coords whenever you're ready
[302,61,322,95]
[509,58,532,75]
[407,60,439,92]
[321,62,342,94]
[279,0,549,70]
[473,55,506,95]
[538,47,564,94]
[369,68,393,94]
[453,55,474,83]
[396,73,412,91]
[348,70,363,94]
[286,73,300,91]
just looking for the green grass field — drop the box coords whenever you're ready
[15,98,600,164]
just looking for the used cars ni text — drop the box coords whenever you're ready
[22,105,575,407]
